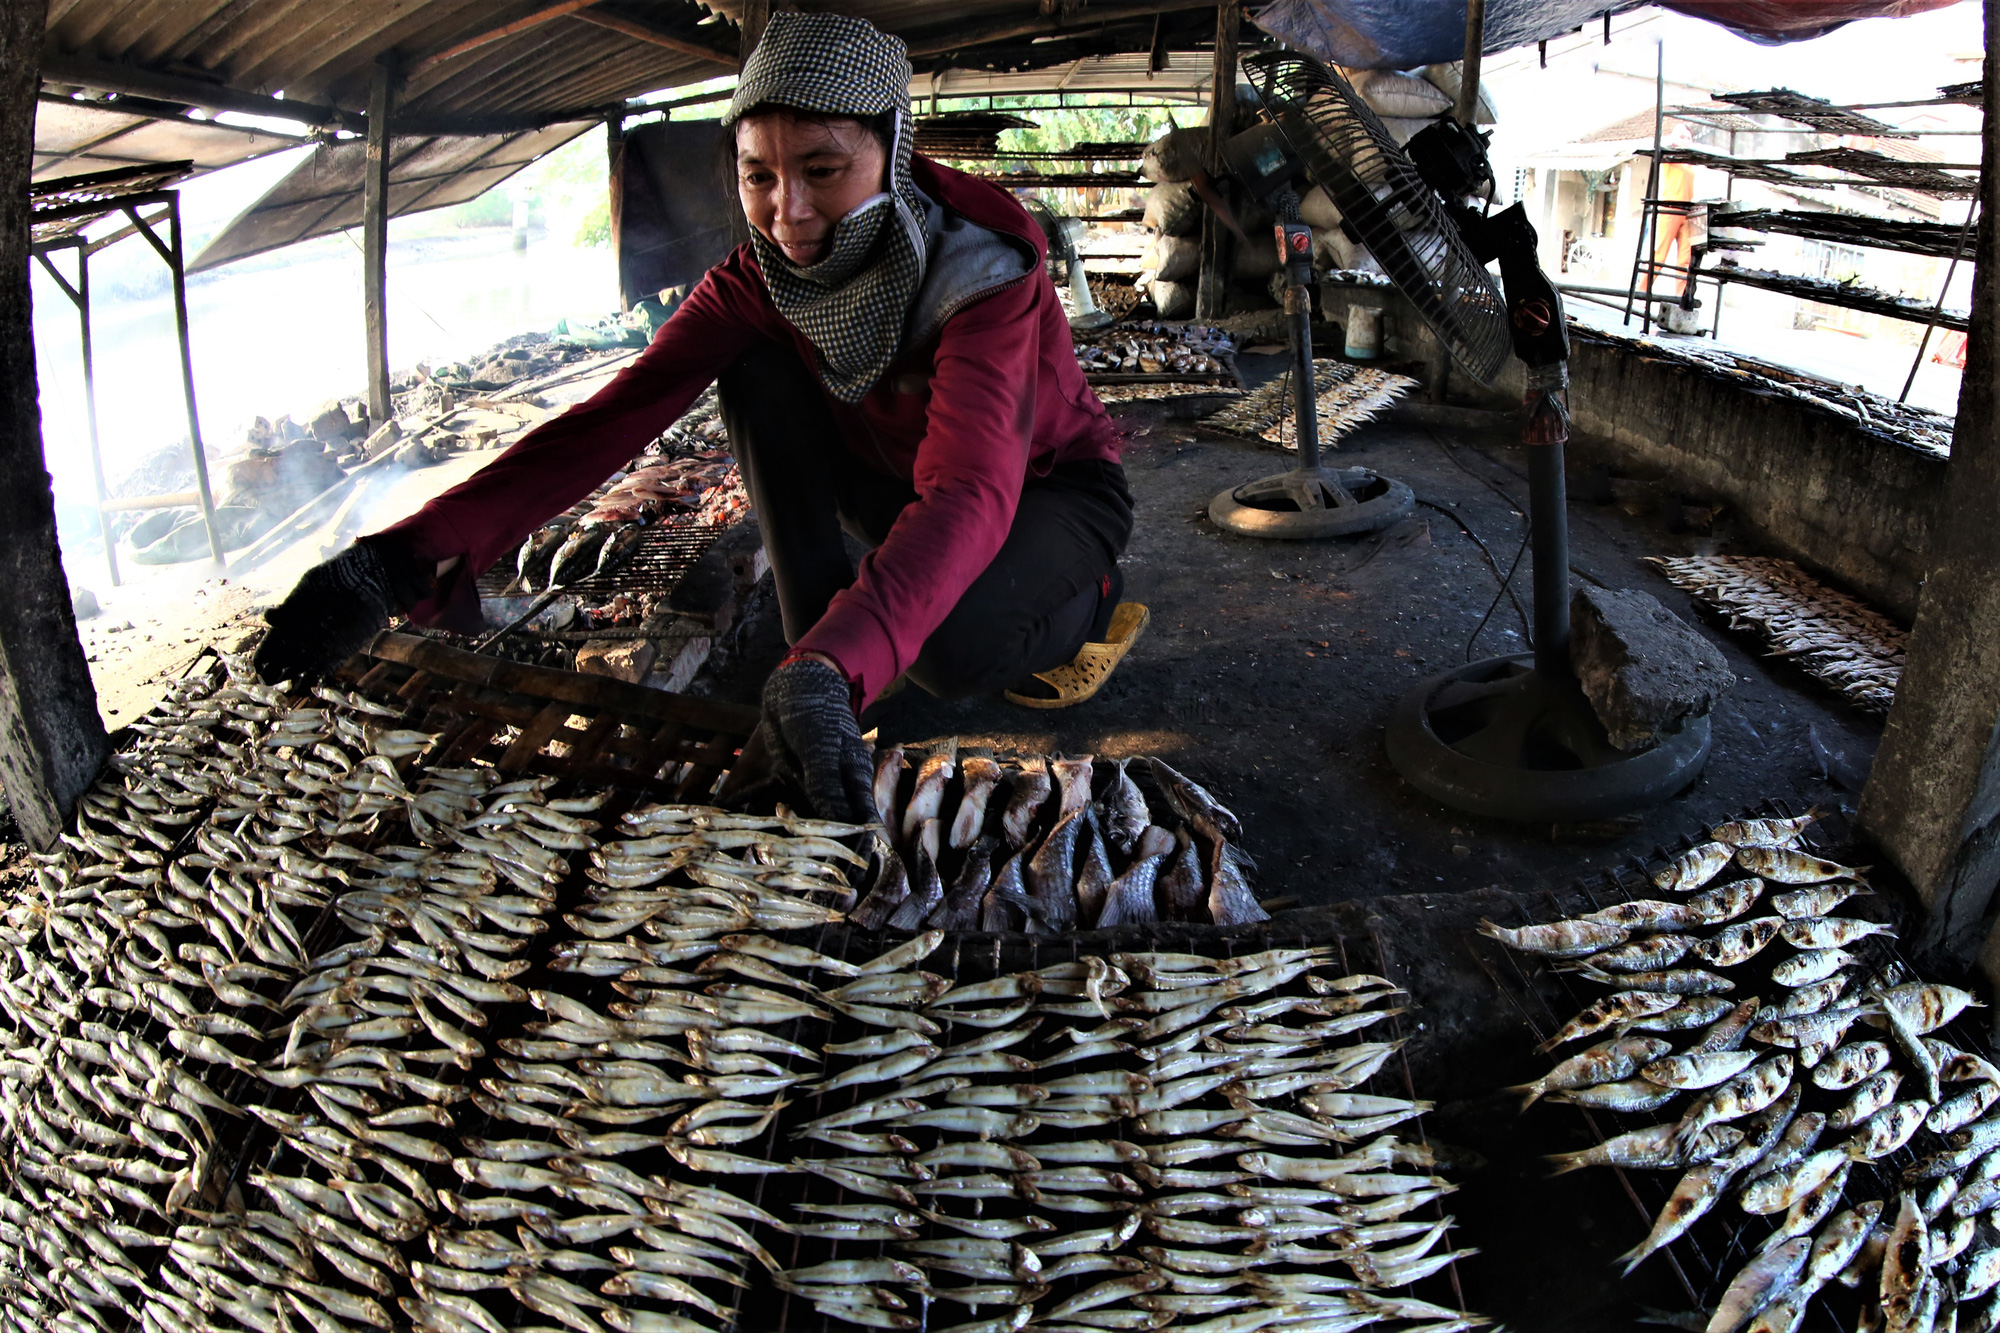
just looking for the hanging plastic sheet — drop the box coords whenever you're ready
[1655,0,1960,43]
[1251,0,1960,70]
[615,119,749,308]
[1251,0,1644,71]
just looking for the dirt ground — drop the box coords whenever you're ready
[695,354,1885,912]
[66,353,641,728]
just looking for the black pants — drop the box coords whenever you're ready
[719,341,1133,699]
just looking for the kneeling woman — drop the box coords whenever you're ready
[253,12,1144,822]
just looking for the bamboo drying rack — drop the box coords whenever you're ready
[335,629,759,797]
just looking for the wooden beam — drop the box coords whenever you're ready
[1195,3,1239,321]
[1455,0,1486,126]
[739,0,771,68]
[363,57,394,426]
[38,50,361,130]
[570,10,738,66]
[1856,2,2000,977]
[606,111,629,311]
[0,0,111,849]
[904,0,1219,57]
[408,0,609,78]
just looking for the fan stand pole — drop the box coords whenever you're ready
[1383,376,1713,820]
[1206,217,1416,540]
[1384,416,1710,819]
[1528,439,1569,679]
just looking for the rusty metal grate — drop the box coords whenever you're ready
[1467,798,1956,1332]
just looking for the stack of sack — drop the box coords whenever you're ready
[1132,63,1497,317]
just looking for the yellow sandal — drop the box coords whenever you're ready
[1004,603,1151,709]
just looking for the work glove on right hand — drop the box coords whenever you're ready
[757,656,875,825]
[253,534,434,686]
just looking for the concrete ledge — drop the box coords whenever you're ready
[1496,332,1949,621]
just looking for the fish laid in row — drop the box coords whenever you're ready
[1485,807,2000,1333]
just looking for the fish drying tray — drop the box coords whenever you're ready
[713,923,1481,1333]
[8,641,1483,1333]
[334,629,758,798]
[1467,798,1970,1332]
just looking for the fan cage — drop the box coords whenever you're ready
[1247,52,1514,387]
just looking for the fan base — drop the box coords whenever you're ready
[1385,653,1711,821]
[1207,466,1414,541]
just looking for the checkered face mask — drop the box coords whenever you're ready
[728,12,927,404]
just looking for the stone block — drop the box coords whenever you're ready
[576,638,657,684]
[362,420,401,460]
[308,404,352,442]
[642,631,713,695]
[1570,584,1735,752]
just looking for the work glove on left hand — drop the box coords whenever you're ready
[253,534,435,685]
[757,657,875,825]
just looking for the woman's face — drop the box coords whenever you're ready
[736,112,890,267]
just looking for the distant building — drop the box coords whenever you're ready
[1514,105,1966,347]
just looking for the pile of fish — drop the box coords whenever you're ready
[853,746,1271,933]
[1204,362,1418,452]
[1650,555,1906,714]
[0,650,869,1332]
[1482,808,2000,1332]
[1073,321,1238,378]
[509,449,747,595]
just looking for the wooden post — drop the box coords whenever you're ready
[606,112,629,312]
[162,195,224,564]
[739,0,771,65]
[0,0,112,850]
[1857,4,2000,982]
[32,245,118,586]
[1195,2,1239,321]
[363,57,396,426]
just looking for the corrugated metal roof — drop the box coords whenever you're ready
[43,2,1227,267]
[32,94,305,181]
[44,1,1225,128]
[189,120,593,270]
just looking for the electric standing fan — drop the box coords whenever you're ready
[1229,51,1710,821]
[1199,79,1419,541]
[1027,199,1115,332]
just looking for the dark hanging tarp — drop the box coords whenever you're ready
[1251,0,1960,71]
[615,119,748,308]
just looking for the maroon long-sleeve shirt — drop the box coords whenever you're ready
[380,155,1121,707]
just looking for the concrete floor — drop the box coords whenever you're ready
[700,363,1885,913]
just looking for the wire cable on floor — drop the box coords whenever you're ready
[1416,497,1533,659]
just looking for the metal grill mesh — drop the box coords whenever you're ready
[1245,52,1513,388]
[475,521,731,600]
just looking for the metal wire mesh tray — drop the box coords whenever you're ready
[1466,799,1973,1332]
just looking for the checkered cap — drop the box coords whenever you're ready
[725,11,912,126]
[727,10,929,403]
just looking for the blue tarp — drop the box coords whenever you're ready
[1251,0,1644,71]
[1250,0,1962,70]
